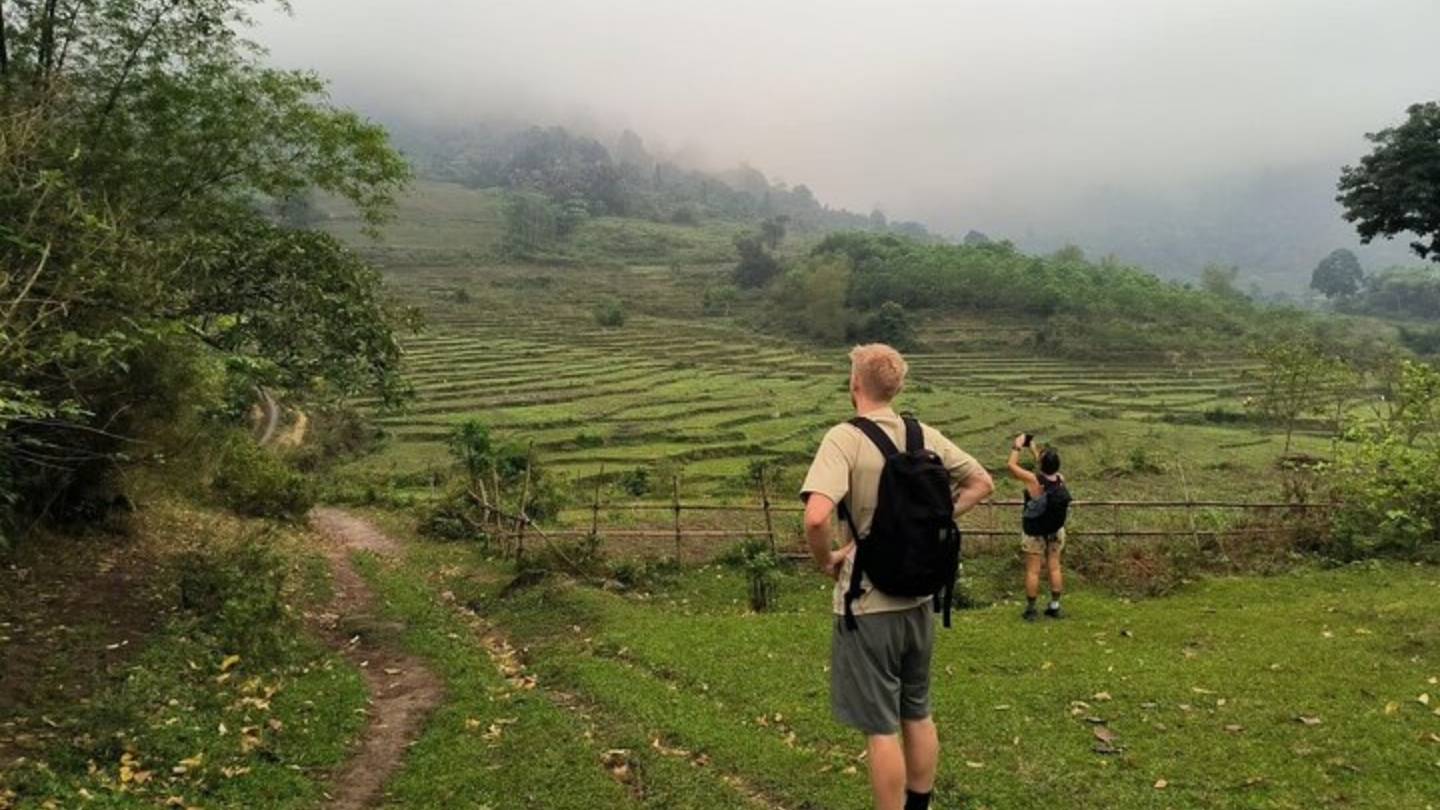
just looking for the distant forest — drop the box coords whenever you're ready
[389,122,935,239]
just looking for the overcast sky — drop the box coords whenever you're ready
[254,0,1440,271]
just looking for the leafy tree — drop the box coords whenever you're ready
[769,257,851,343]
[732,234,781,288]
[962,230,992,246]
[0,0,413,533]
[759,215,788,250]
[503,191,560,255]
[868,208,888,231]
[1200,263,1245,300]
[1244,339,1347,454]
[1338,102,1440,262]
[854,301,917,351]
[1310,248,1365,299]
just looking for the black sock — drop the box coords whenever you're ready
[1050,592,1062,607]
[905,789,932,810]
[1026,596,1037,608]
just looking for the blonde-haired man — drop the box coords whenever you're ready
[801,344,994,810]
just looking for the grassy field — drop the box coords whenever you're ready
[354,509,1440,809]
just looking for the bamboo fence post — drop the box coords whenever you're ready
[515,445,533,564]
[758,465,776,554]
[672,475,682,561]
[492,466,504,538]
[590,465,605,545]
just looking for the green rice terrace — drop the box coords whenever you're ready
[342,258,1304,526]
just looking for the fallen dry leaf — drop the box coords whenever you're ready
[1297,715,1323,726]
[1154,779,1168,789]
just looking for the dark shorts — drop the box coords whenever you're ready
[830,604,935,736]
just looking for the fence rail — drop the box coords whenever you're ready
[463,463,1337,564]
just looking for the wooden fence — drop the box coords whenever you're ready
[465,471,1337,564]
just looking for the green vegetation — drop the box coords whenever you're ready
[349,514,1440,809]
[1339,101,1440,263]
[0,0,413,545]
[0,503,367,809]
[805,232,1302,355]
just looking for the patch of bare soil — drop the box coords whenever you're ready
[0,537,160,767]
[308,508,443,810]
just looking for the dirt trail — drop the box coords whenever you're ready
[309,508,443,810]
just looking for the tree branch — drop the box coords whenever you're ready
[89,0,182,147]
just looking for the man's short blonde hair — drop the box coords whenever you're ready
[849,343,908,402]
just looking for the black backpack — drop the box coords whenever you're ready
[1021,474,1071,537]
[837,416,962,631]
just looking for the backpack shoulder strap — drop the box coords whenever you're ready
[901,415,923,453]
[847,417,901,458]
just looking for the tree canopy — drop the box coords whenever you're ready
[1338,102,1440,263]
[0,0,414,540]
[1311,248,1365,299]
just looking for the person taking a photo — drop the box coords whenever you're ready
[1008,434,1071,621]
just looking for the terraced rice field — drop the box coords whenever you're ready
[345,263,1311,514]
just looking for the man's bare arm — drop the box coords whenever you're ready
[804,494,849,577]
[954,466,995,517]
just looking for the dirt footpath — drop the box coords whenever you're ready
[309,508,444,810]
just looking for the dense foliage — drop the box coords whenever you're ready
[0,0,413,542]
[407,122,935,239]
[1310,248,1365,299]
[1337,266,1440,321]
[1327,360,1440,561]
[805,232,1284,354]
[1338,101,1440,263]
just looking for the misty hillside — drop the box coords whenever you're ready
[1007,162,1418,293]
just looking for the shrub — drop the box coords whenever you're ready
[617,467,652,496]
[610,557,681,591]
[213,435,314,520]
[726,538,781,611]
[1327,432,1440,561]
[170,531,293,663]
[418,490,485,543]
[593,297,627,327]
[853,301,918,351]
[573,431,605,449]
[701,284,739,317]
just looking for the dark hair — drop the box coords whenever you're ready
[1039,448,1061,475]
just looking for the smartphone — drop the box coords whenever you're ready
[1022,433,1034,447]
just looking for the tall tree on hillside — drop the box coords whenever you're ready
[1310,248,1365,299]
[733,234,781,288]
[759,215,788,250]
[1338,102,1440,262]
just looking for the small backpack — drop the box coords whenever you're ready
[1021,474,1071,537]
[837,416,962,631]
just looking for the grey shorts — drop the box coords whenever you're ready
[830,604,935,736]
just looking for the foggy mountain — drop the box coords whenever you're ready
[254,0,1440,291]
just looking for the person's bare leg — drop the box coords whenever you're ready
[1047,550,1064,596]
[867,733,907,810]
[1024,552,1042,599]
[901,716,939,795]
